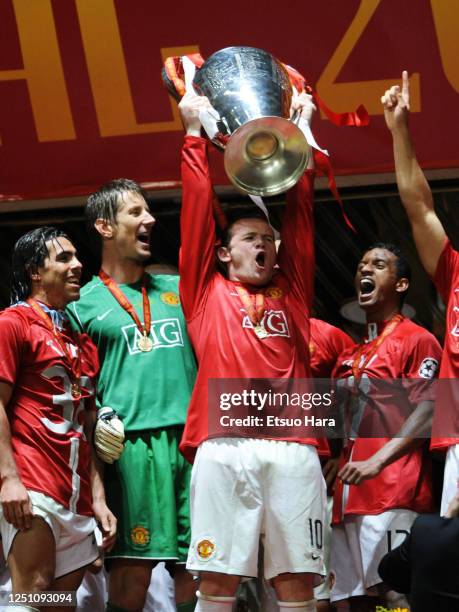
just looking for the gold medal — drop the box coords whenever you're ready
[138,334,153,352]
[71,383,82,399]
[99,271,154,355]
[254,324,268,339]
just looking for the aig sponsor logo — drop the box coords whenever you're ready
[242,309,290,338]
[122,318,184,355]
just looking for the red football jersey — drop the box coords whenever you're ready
[0,304,99,515]
[332,317,442,522]
[309,318,354,379]
[179,136,327,462]
[431,240,459,449]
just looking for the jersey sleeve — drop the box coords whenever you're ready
[79,332,100,378]
[83,332,99,412]
[179,135,216,321]
[277,170,315,313]
[79,333,100,412]
[310,320,355,378]
[404,331,442,380]
[326,326,355,367]
[0,311,26,386]
[433,240,459,303]
[403,330,442,405]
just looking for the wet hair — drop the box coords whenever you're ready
[10,226,71,304]
[363,242,411,304]
[85,178,147,253]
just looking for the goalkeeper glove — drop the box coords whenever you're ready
[94,407,125,464]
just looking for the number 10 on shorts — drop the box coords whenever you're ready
[308,518,323,550]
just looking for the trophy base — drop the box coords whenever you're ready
[224,116,310,196]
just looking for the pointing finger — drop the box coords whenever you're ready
[402,70,410,97]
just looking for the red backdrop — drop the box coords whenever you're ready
[0,0,458,201]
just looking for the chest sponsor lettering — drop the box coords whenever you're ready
[121,318,184,355]
[242,309,290,338]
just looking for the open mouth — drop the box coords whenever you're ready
[67,277,81,287]
[137,232,150,246]
[359,278,375,297]
[255,251,266,268]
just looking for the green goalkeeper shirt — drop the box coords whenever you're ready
[67,274,196,432]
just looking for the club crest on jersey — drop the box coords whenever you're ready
[196,538,216,560]
[242,310,290,338]
[161,291,180,306]
[131,526,150,546]
[265,286,283,299]
[418,357,439,379]
[121,319,184,355]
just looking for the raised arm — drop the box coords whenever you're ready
[277,93,316,312]
[178,92,217,320]
[382,71,447,277]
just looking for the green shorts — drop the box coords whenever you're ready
[104,427,191,561]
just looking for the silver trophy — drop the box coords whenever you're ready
[192,47,310,196]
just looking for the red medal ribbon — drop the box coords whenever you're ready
[235,285,266,327]
[27,298,82,392]
[351,313,404,382]
[99,270,151,338]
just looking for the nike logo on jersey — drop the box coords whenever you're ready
[97,308,113,321]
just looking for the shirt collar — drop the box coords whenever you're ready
[364,315,403,342]
[14,300,69,330]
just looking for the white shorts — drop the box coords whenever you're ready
[313,496,333,601]
[440,443,459,516]
[187,438,326,581]
[0,491,98,579]
[330,509,417,602]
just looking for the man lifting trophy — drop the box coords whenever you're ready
[162,45,369,611]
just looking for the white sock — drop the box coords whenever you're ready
[195,590,236,611]
[277,599,317,611]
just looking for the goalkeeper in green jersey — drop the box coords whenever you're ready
[68,179,197,612]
